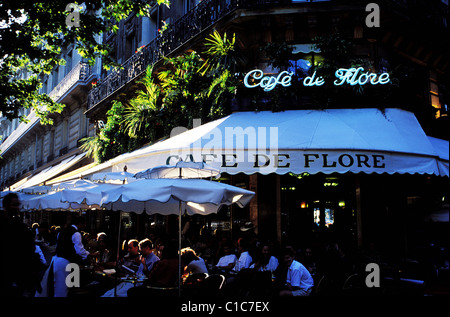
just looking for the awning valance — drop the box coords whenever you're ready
[86,109,450,177]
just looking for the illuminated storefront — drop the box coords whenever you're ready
[76,107,448,251]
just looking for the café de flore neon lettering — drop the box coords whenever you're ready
[244,67,390,91]
[166,153,386,169]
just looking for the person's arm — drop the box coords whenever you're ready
[216,256,236,270]
[72,232,90,260]
[220,262,235,270]
[289,268,302,290]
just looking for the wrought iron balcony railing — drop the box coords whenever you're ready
[87,0,244,110]
[49,62,93,102]
[86,0,448,111]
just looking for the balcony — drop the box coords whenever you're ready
[87,0,245,111]
[86,0,448,111]
[49,62,94,102]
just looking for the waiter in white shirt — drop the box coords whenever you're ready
[52,216,94,297]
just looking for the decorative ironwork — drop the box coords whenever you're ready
[87,0,243,110]
[49,62,93,102]
[87,0,447,110]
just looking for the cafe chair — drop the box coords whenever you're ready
[312,275,326,295]
[197,274,225,297]
[341,273,366,295]
[184,272,208,286]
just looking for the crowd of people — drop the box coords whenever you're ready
[0,192,355,298]
[3,192,443,298]
[0,191,344,298]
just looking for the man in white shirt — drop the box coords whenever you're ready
[279,247,314,297]
[215,244,237,272]
[234,237,252,273]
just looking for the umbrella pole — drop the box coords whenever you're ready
[115,211,123,298]
[178,200,182,297]
[178,167,182,297]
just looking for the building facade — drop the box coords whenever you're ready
[1,0,448,253]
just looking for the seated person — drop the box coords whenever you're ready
[95,233,116,270]
[279,247,314,297]
[181,247,208,275]
[234,237,253,273]
[128,240,179,297]
[250,242,279,273]
[146,241,179,287]
[213,243,237,273]
[118,239,141,275]
[136,238,159,276]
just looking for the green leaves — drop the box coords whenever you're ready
[82,31,244,163]
[0,0,169,124]
[199,31,245,76]
[123,66,161,139]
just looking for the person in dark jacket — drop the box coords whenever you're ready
[0,193,42,296]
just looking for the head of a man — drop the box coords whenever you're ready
[139,238,154,256]
[127,239,139,256]
[282,247,295,268]
[2,193,21,217]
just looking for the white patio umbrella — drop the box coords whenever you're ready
[134,160,220,180]
[91,171,137,183]
[20,179,94,196]
[21,190,101,211]
[1,191,34,211]
[99,177,254,296]
[50,179,96,191]
[101,178,253,213]
[21,185,52,195]
[59,182,120,206]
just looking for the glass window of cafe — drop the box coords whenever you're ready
[280,172,358,249]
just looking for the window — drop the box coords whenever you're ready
[287,44,323,79]
[183,0,190,14]
[125,33,136,61]
[65,50,73,76]
[289,53,324,79]
[429,70,444,118]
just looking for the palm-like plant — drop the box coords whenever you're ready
[199,31,246,75]
[81,32,248,162]
[199,31,247,118]
[123,65,161,140]
[79,135,105,163]
[158,52,210,127]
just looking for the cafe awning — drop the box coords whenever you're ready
[99,108,449,177]
[13,152,87,191]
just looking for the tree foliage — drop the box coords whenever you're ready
[82,31,244,163]
[0,0,169,124]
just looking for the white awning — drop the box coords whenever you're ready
[427,136,449,177]
[14,152,87,191]
[86,109,450,177]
